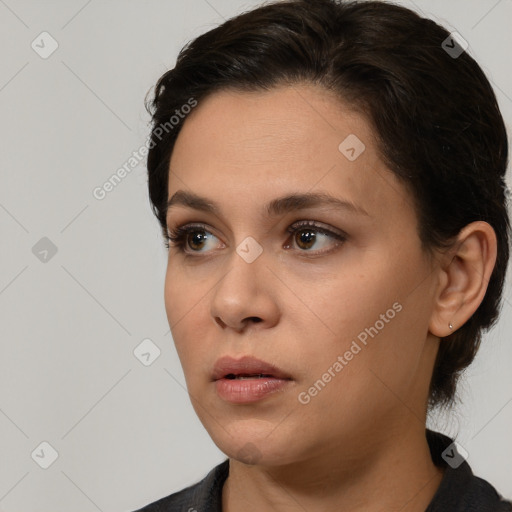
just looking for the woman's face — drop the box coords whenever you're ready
[164,84,442,466]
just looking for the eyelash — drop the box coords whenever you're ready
[164,221,347,256]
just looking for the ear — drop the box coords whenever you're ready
[429,221,497,338]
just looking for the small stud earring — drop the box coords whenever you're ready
[449,323,453,330]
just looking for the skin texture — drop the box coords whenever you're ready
[163,84,497,512]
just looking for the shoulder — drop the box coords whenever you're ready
[131,459,229,512]
[426,429,512,511]
[430,472,512,512]
[469,476,512,511]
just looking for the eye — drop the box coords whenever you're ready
[165,221,346,255]
[285,220,346,254]
[165,223,221,253]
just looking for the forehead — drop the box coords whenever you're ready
[172,84,368,164]
[167,84,412,224]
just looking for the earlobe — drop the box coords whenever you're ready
[428,221,497,339]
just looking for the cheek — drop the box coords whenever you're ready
[163,263,181,323]
[164,263,213,372]
[303,266,395,344]
[163,265,196,358]
[164,262,204,327]
[334,269,432,402]
[294,256,423,394]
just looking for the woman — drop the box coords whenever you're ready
[135,0,512,510]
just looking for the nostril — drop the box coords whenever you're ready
[215,317,227,328]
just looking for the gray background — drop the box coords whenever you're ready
[0,0,511,510]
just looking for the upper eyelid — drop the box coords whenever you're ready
[167,220,344,238]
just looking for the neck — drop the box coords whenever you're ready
[222,422,445,512]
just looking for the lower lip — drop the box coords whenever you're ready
[215,377,291,403]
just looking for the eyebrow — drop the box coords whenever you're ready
[166,190,369,218]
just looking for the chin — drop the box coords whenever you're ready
[208,422,299,467]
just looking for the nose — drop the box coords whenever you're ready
[210,251,280,333]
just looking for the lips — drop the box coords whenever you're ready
[212,356,292,381]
